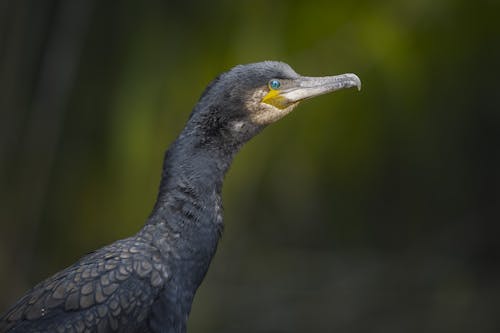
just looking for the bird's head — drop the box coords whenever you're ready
[189,61,361,148]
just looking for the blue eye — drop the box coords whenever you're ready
[269,79,281,90]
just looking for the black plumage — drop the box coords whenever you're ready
[0,61,360,333]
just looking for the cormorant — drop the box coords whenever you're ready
[0,61,361,333]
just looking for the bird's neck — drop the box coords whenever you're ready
[148,127,237,233]
[143,127,241,324]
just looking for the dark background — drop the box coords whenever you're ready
[1,0,499,332]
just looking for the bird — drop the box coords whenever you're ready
[0,61,361,333]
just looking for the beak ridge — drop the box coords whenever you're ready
[282,73,361,103]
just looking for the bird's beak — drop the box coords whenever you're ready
[263,73,361,109]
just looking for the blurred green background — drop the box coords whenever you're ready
[1,0,499,332]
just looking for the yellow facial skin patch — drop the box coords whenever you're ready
[262,89,288,109]
[245,87,299,125]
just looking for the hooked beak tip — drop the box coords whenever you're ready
[343,73,362,91]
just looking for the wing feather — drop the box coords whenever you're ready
[0,235,168,332]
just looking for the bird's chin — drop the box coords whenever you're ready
[248,102,300,125]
